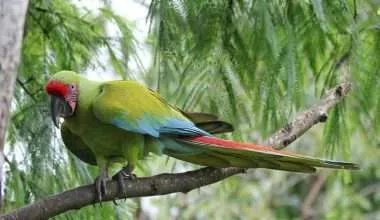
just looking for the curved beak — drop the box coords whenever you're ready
[50,95,74,128]
[50,96,63,128]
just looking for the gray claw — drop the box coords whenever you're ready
[95,170,109,204]
[102,177,107,195]
[117,172,127,195]
[112,164,136,198]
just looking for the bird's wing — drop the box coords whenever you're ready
[61,122,97,165]
[183,111,234,134]
[92,81,210,138]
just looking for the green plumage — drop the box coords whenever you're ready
[61,112,233,166]
[47,71,358,196]
[52,71,229,170]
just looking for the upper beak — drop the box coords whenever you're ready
[50,96,64,128]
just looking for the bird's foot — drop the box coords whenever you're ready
[112,164,136,198]
[113,165,137,180]
[95,170,109,204]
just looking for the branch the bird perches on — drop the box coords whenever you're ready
[1,82,352,220]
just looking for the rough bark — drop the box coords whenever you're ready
[0,0,30,209]
[266,82,352,149]
[0,82,352,220]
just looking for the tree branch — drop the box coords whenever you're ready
[2,167,245,220]
[266,82,352,149]
[1,82,352,220]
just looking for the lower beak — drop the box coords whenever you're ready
[50,96,64,128]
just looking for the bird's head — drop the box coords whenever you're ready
[45,71,80,128]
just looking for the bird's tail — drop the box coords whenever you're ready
[164,136,359,173]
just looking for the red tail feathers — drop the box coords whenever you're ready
[184,136,295,155]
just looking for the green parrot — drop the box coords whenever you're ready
[45,71,359,201]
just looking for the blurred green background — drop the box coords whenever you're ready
[2,0,380,219]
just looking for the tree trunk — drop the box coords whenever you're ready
[0,0,30,209]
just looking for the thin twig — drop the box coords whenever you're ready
[360,183,380,197]
[17,78,37,102]
[301,174,328,220]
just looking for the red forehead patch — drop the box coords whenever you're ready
[45,81,68,97]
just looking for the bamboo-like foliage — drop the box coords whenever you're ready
[2,0,380,219]
[145,0,380,219]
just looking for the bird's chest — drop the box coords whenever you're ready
[65,108,143,158]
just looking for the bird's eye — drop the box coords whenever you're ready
[71,85,75,89]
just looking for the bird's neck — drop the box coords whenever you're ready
[64,79,102,135]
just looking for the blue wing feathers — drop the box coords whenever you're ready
[112,114,210,138]
[112,117,160,137]
[159,119,210,137]
[95,82,210,138]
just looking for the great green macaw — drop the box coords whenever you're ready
[45,71,359,201]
